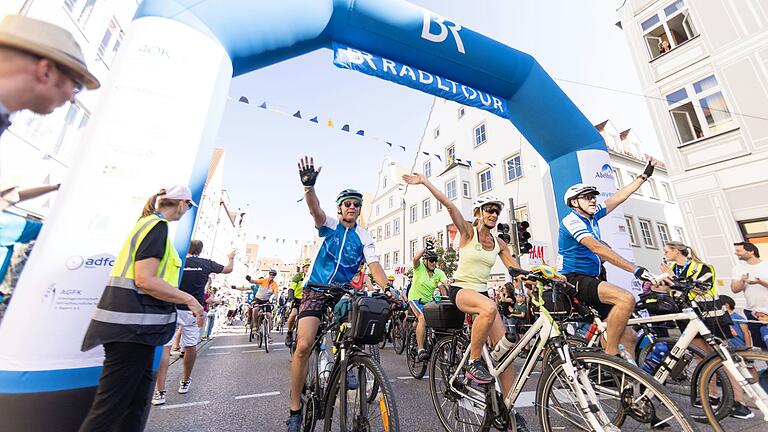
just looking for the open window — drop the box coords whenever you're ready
[666,74,734,144]
[641,0,698,60]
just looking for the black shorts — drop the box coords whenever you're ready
[252,298,274,313]
[291,297,302,310]
[447,285,488,306]
[564,273,613,319]
[226,309,236,318]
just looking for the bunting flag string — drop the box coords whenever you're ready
[231,95,407,152]
[417,151,537,171]
[253,234,317,246]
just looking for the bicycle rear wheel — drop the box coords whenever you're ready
[538,350,698,432]
[302,348,322,432]
[323,354,400,432]
[392,319,405,355]
[406,329,427,379]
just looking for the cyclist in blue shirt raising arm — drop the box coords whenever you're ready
[558,159,659,357]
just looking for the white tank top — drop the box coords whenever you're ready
[452,226,500,293]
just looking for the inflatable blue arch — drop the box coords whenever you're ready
[0,0,610,429]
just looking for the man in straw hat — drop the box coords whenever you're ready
[0,14,100,137]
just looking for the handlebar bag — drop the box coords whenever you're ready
[349,296,389,345]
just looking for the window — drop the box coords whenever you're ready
[393,218,400,235]
[436,231,444,248]
[504,154,522,182]
[388,196,393,208]
[462,181,471,198]
[657,223,671,245]
[641,0,698,60]
[423,160,432,177]
[434,127,440,139]
[384,253,390,269]
[97,17,124,66]
[612,168,624,189]
[393,251,400,265]
[410,239,418,259]
[437,200,443,212]
[423,198,431,218]
[661,182,675,202]
[458,107,465,118]
[478,169,493,193]
[473,123,487,146]
[410,205,418,222]
[666,74,734,145]
[445,144,456,166]
[377,227,382,241]
[638,219,656,247]
[648,179,660,199]
[383,177,388,188]
[628,172,644,195]
[446,179,457,200]
[674,226,686,243]
[385,223,391,238]
[375,204,380,217]
[625,216,639,246]
[65,0,98,29]
[514,206,529,222]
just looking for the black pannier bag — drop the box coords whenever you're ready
[637,292,679,315]
[349,296,389,345]
[424,300,465,329]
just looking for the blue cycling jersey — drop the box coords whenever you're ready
[305,215,378,287]
[558,205,607,277]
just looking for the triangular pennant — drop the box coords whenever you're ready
[297,196,304,203]
[327,120,334,127]
[293,110,302,118]
[341,124,350,132]
[355,130,365,136]
[466,160,473,167]
[399,145,406,151]
[386,142,393,147]
[310,116,318,123]
[435,154,442,161]
[423,152,430,156]
[282,239,286,244]
[295,240,299,245]
[238,96,249,104]
[259,102,267,109]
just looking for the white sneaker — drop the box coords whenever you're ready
[178,379,191,394]
[151,390,166,406]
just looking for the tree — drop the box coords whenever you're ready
[436,245,458,277]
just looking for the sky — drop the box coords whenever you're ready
[216,0,661,262]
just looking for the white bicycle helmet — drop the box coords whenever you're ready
[563,183,599,207]
[472,196,505,214]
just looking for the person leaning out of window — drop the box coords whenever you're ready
[78,185,204,432]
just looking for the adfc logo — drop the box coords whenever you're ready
[595,164,614,180]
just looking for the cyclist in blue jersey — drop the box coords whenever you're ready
[558,159,659,356]
[286,156,389,432]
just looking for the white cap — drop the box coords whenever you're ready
[161,184,197,207]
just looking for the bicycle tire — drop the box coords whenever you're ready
[538,350,698,432]
[367,344,381,364]
[302,348,321,432]
[264,317,270,353]
[428,335,490,432]
[637,337,732,422]
[696,348,768,431]
[406,328,427,379]
[323,354,400,432]
[392,319,405,355]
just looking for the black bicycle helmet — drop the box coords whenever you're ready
[336,189,363,205]
[423,250,438,260]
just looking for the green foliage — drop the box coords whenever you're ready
[436,245,458,277]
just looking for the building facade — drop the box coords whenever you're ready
[617,0,768,275]
[367,99,686,292]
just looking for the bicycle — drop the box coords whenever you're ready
[390,308,407,355]
[405,321,434,379]
[301,282,400,432]
[250,302,271,353]
[428,266,698,432]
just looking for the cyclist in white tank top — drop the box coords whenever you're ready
[403,172,529,431]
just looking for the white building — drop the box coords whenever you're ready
[367,99,686,292]
[617,0,768,274]
[0,1,139,217]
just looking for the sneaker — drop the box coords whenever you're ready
[285,332,293,347]
[464,359,493,385]
[507,411,530,432]
[346,370,359,390]
[731,402,755,419]
[417,349,430,362]
[151,390,166,406]
[286,412,302,432]
[178,379,191,394]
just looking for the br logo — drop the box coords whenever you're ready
[421,11,465,54]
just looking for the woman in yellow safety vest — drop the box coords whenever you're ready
[79,185,204,432]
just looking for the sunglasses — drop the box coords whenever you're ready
[426,258,437,263]
[578,195,598,202]
[483,206,501,215]
[342,200,362,208]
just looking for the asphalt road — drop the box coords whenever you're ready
[146,322,767,432]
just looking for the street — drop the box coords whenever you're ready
[146,322,767,432]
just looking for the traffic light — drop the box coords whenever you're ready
[516,221,532,254]
[496,223,511,244]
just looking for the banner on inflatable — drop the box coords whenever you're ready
[333,43,508,118]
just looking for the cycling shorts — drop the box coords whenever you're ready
[251,298,273,313]
[290,297,301,310]
[297,287,343,320]
[409,299,427,316]
[564,273,612,319]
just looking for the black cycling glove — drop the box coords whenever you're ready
[642,161,655,178]
[299,163,320,187]
[633,266,654,281]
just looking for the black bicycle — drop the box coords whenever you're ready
[301,282,400,432]
[405,320,434,379]
[249,302,271,353]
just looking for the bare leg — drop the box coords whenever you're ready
[290,316,320,411]
[286,307,298,333]
[409,303,426,350]
[597,282,635,355]
[181,345,197,382]
[154,346,171,392]
[487,311,515,394]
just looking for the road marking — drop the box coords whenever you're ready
[235,391,281,400]
[396,375,429,380]
[241,348,288,353]
[511,391,536,407]
[207,352,229,355]
[242,350,260,353]
[160,401,211,410]
[209,343,260,349]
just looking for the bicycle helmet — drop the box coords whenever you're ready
[336,189,363,206]
[301,259,311,267]
[268,268,278,276]
[472,196,504,214]
[423,250,438,260]
[387,275,395,281]
[563,183,599,207]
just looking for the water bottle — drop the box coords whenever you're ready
[641,341,669,374]
[318,342,334,388]
[490,333,516,361]
[584,323,599,342]
[433,287,441,302]
[617,344,637,366]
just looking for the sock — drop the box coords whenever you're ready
[290,409,301,416]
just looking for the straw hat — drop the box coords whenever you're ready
[0,15,100,90]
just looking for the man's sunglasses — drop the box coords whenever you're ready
[483,206,501,215]
[426,258,437,263]
[342,200,362,208]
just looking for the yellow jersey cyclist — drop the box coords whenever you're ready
[408,247,448,361]
[285,259,311,347]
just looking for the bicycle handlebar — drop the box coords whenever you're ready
[305,282,388,300]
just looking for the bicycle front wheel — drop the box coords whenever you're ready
[406,329,427,379]
[324,354,400,432]
[392,319,405,355]
[264,318,270,353]
[538,350,698,432]
[367,344,381,364]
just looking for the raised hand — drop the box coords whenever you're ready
[402,172,427,185]
[298,156,322,187]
